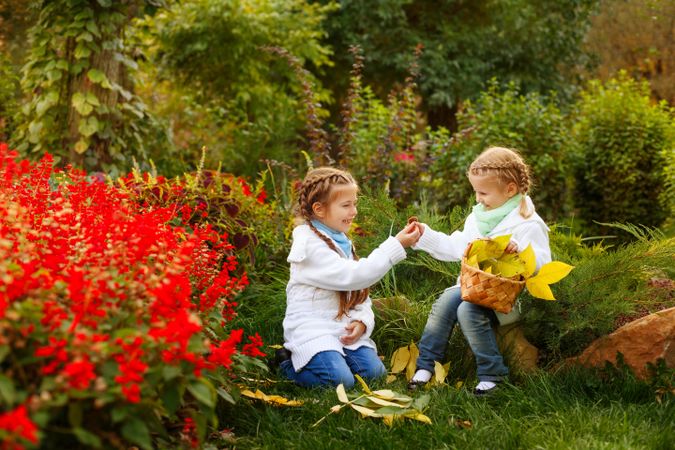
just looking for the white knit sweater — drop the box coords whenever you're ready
[283,224,407,371]
[413,196,552,325]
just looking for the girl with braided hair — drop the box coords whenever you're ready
[407,147,552,395]
[279,167,420,388]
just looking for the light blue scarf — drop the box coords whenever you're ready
[472,194,522,236]
[311,220,353,258]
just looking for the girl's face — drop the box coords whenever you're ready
[312,183,358,233]
[468,173,517,211]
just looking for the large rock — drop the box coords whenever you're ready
[496,323,539,373]
[567,307,675,379]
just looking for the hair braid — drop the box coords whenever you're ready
[295,167,369,319]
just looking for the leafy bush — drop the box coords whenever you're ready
[426,81,573,222]
[0,143,265,449]
[572,73,674,236]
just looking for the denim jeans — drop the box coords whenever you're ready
[416,286,508,382]
[280,346,386,389]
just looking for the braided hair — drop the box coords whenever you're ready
[467,147,533,218]
[295,167,369,319]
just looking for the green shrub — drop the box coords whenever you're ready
[572,73,674,237]
[426,80,573,222]
[522,225,675,362]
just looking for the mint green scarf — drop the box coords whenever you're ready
[472,194,522,236]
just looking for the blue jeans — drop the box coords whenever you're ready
[280,346,386,389]
[416,286,508,382]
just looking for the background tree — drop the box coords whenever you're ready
[315,0,598,129]
[137,0,336,176]
[12,0,164,175]
[584,0,674,104]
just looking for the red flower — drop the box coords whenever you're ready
[393,152,415,162]
[242,333,266,357]
[0,405,39,448]
[256,189,267,204]
[62,356,96,390]
[207,329,243,368]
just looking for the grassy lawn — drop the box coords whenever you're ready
[217,367,673,449]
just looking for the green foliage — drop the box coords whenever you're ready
[426,81,573,221]
[137,0,336,176]
[318,0,597,123]
[0,52,20,141]
[523,225,675,362]
[12,0,162,176]
[572,73,674,237]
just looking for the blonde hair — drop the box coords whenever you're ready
[467,147,533,218]
[295,167,368,319]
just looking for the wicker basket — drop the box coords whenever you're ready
[459,241,526,314]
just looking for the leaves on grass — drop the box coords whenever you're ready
[388,342,419,382]
[240,389,303,407]
[313,375,431,427]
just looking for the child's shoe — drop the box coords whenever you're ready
[473,380,501,397]
[267,348,291,370]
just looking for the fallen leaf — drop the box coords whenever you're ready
[240,389,303,407]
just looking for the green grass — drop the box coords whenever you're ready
[215,367,673,450]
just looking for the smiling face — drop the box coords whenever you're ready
[468,172,517,211]
[312,183,358,233]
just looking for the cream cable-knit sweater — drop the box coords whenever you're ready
[283,224,407,372]
[413,196,551,325]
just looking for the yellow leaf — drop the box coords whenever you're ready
[402,411,432,424]
[390,345,411,374]
[354,374,372,394]
[268,344,283,349]
[455,380,464,389]
[491,234,512,252]
[366,395,407,408]
[330,405,342,413]
[483,265,493,274]
[383,415,395,427]
[406,343,419,381]
[385,374,397,384]
[518,244,536,278]
[371,390,412,402]
[350,404,382,418]
[491,253,526,278]
[336,384,349,403]
[434,361,449,384]
[525,278,556,300]
[466,240,487,259]
[532,261,574,284]
[240,389,303,407]
[466,254,479,268]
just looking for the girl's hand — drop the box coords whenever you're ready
[505,241,518,253]
[395,222,421,248]
[340,321,366,345]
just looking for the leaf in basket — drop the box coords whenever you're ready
[483,265,493,274]
[491,253,527,278]
[466,240,487,259]
[518,244,536,277]
[466,254,479,268]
